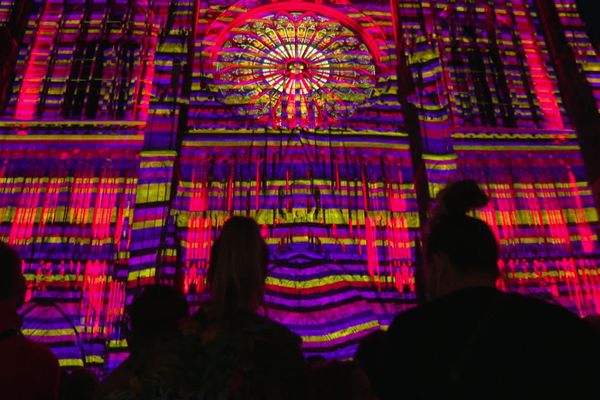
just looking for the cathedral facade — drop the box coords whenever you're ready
[1,0,600,373]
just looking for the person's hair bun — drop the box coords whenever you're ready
[436,179,489,217]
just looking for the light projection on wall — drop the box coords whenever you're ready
[212,9,378,128]
[1,0,600,374]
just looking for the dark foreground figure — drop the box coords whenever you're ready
[379,180,600,400]
[310,360,377,400]
[97,216,306,400]
[0,242,60,400]
[95,284,190,398]
[184,216,306,400]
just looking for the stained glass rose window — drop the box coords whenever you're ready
[213,11,377,129]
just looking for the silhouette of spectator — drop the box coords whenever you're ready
[59,368,98,400]
[310,360,376,400]
[354,330,386,399]
[379,180,600,400]
[0,242,60,400]
[182,216,307,400]
[204,216,269,318]
[95,284,189,399]
[97,217,306,400]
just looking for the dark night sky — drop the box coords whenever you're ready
[576,0,600,46]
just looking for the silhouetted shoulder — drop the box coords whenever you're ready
[247,313,303,344]
[179,308,307,400]
[381,288,600,400]
[502,291,581,318]
[94,360,133,399]
[13,336,61,398]
[11,335,60,372]
[388,287,498,334]
[387,305,424,335]
[194,307,301,343]
[499,291,594,335]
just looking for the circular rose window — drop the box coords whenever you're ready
[213,11,377,129]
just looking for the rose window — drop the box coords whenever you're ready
[213,11,377,129]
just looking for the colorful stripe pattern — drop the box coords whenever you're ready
[167,131,419,359]
[0,128,140,372]
[0,0,598,374]
[553,0,600,113]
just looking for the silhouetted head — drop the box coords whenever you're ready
[127,285,189,352]
[311,360,376,400]
[59,367,98,400]
[424,180,499,301]
[354,330,386,398]
[207,216,268,318]
[0,242,26,308]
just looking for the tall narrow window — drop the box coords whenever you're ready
[63,40,104,119]
[107,39,138,119]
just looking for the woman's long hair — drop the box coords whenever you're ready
[207,216,268,318]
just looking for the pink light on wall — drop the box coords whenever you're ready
[190,169,208,213]
[91,175,119,246]
[134,11,159,122]
[81,260,108,336]
[511,0,564,130]
[185,215,211,294]
[365,216,381,287]
[394,263,414,294]
[566,168,596,254]
[14,0,61,121]
[105,281,126,338]
[9,177,42,245]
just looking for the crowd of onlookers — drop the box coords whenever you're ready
[1,180,599,400]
